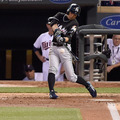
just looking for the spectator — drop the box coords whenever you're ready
[23,64,43,81]
[106,34,120,81]
[23,64,35,81]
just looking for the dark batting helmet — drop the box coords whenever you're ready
[67,3,81,16]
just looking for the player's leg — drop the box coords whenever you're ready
[64,61,96,97]
[42,61,49,81]
[48,48,60,99]
[63,58,87,85]
[55,63,64,81]
[48,55,59,90]
[61,50,97,97]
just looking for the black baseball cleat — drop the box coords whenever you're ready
[49,90,58,99]
[86,81,97,98]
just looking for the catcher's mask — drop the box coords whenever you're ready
[67,3,81,16]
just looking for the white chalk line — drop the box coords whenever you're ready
[92,99,120,120]
[107,102,120,120]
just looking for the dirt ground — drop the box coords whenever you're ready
[0,81,120,120]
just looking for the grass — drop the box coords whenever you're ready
[0,107,82,120]
[0,87,119,120]
[0,87,120,93]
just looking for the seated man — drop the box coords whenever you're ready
[106,34,120,81]
[23,64,63,81]
[23,64,43,81]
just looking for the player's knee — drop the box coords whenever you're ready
[67,74,77,82]
[49,66,58,74]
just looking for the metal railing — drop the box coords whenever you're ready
[76,24,120,81]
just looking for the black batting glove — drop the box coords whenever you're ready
[56,35,65,43]
[54,29,65,45]
[54,29,62,38]
[55,35,65,46]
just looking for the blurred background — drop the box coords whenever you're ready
[0,0,119,80]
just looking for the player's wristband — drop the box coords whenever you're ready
[54,29,58,33]
[62,37,65,42]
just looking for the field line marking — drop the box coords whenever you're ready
[107,103,120,120]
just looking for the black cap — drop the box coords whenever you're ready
[24,65,34,72]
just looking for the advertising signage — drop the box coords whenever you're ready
[0,0,98,5]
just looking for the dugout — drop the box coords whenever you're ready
[77,25,120,81]
[0,0,98,80]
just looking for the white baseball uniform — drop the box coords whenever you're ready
[33,32,64,81]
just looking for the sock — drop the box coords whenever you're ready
[48,73,55,92]
[76,76,89,87]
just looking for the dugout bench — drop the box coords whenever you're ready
[76,24,120,81]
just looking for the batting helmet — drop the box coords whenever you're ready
[67,3,81,16]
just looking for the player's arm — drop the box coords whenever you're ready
[67,25,78,43]
[52,24,69,42]
[50,20,77,43]
[48,13,69,43]
[33,46,46,62]
[53,25,78,43]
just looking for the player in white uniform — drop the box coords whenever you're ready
[33,23,64,81]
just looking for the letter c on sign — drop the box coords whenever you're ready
[106,19,112,25]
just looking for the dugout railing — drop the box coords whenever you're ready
[76,24,120,81]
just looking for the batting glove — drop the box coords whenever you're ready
[54,29,62,38]
[56,35,65,43]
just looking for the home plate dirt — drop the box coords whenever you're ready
[0,81,120,120]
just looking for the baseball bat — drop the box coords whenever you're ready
[64,44,79,61]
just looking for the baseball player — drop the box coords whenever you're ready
[33,23,64,81]
[48,3,97,99]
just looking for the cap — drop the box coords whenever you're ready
[24,65,34,72]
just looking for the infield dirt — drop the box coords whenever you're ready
[0,81,120,120]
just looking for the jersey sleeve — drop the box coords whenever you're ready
[66,21,79,43]
[33,35,42,52]
[48,12,62,26]
[33,35,42,49]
